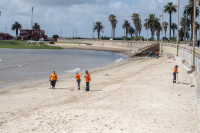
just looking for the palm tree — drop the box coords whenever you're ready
[33,23,40,30]
[108,14,117,38]
[129,26,136,37]
[122,20,131,37]
[196,22,199,41]
[180,15,191,41]
[184,3,199,40]
[132,13,141,40]
[171,23,177,38]
[164,2,177,40]
[156,24,162,41]
[144,14,160,41]
[93,22,104,39]
[11,22,22,37]
[138,22,142,38]
[163,21,168,39]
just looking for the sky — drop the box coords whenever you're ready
[0,0,195,39]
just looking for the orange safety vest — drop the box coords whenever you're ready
[50,73,57,81]
[174,68,177,73]
[156,52,158,54]
[75,74,80,80]
[85,73,91,82]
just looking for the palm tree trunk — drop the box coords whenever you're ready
[196,28,197,41]
[98,32,100,39]
[126,27,128,38]
[173,29,175,38]
[169,13,172,40]
[165,31,166,39]
[191,14,193,40]
[114,28,115,38]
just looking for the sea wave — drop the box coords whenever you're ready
[0,59,2,61]
[65,68,80,73]
[114,58,123,63]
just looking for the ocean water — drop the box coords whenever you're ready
[0,49,127,89]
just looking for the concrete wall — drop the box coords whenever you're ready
[58,38,154,49]
[162,43,200,73]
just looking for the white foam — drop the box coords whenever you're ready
[0,59,2,61]
[65,68,80,73]
[19,65,23,67]
[114,58,123,63]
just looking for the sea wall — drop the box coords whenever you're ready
[57,39,155,49]
[162,43,200,73]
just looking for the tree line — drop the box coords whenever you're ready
[94,0,200,41]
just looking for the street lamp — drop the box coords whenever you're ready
[90,19,94,39]
[152,5,164,53]
[73,28,77,38]
[120,16,126,41]
[140,12,149,46]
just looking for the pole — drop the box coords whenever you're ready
[92,22,94,39]
[177,0,180,56]
[73,30,74,38]
[199,23,200,40]
[147,19,148,46]
[192,0,196,68]
[76,29,77,38]
[161,10,163,52]
[185,10,187,44]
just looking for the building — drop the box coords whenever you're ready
[19,29,48,41]
[0,33,13,40]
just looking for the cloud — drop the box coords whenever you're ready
[17,0,108,7]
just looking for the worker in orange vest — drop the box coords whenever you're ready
[156,52,159,58]
[50,71,58,89]
[85,70,91,91]
[75,73,81,90]
[173,65,178,83]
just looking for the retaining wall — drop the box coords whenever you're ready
[162,43,200,73]
[58,39,154,49]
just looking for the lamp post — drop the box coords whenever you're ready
[90,19,94,39]
[192,0,196,68]
[140,12,149,46]
[73,28,77,38]
[152,5,164,52]
[120,16,125,41]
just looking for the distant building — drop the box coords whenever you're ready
[19,29,48,41]
[0,33,13,40]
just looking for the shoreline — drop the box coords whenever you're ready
[0,44,200,132]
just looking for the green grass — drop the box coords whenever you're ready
[56,42,87,44]
[0,40,62,49]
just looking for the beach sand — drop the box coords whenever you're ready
[0,45,200,132]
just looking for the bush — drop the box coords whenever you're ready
[180,38,183,41]
[52,35,59,39]
[163,37,168,40]
[171,37,176,41]
[100,36,110,40]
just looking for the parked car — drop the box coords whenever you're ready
[39,39,44,44]
[49,40,54,44]
[27,40,36,44]
[44,39,51,41]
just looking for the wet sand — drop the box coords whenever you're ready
[0,44,200,132]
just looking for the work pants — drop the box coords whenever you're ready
[77,79,81,90]
[51,80,56,87]
[173,73,176,83]
[86,82,89,91]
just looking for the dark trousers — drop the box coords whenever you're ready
[86,82,89,91]
[51,80,56,87]
[173,73,176,83]
[77,79,81,90]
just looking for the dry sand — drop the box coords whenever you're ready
[0,45,200,132]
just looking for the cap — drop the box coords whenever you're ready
[175,65,178,68]
[85,70,88,72]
